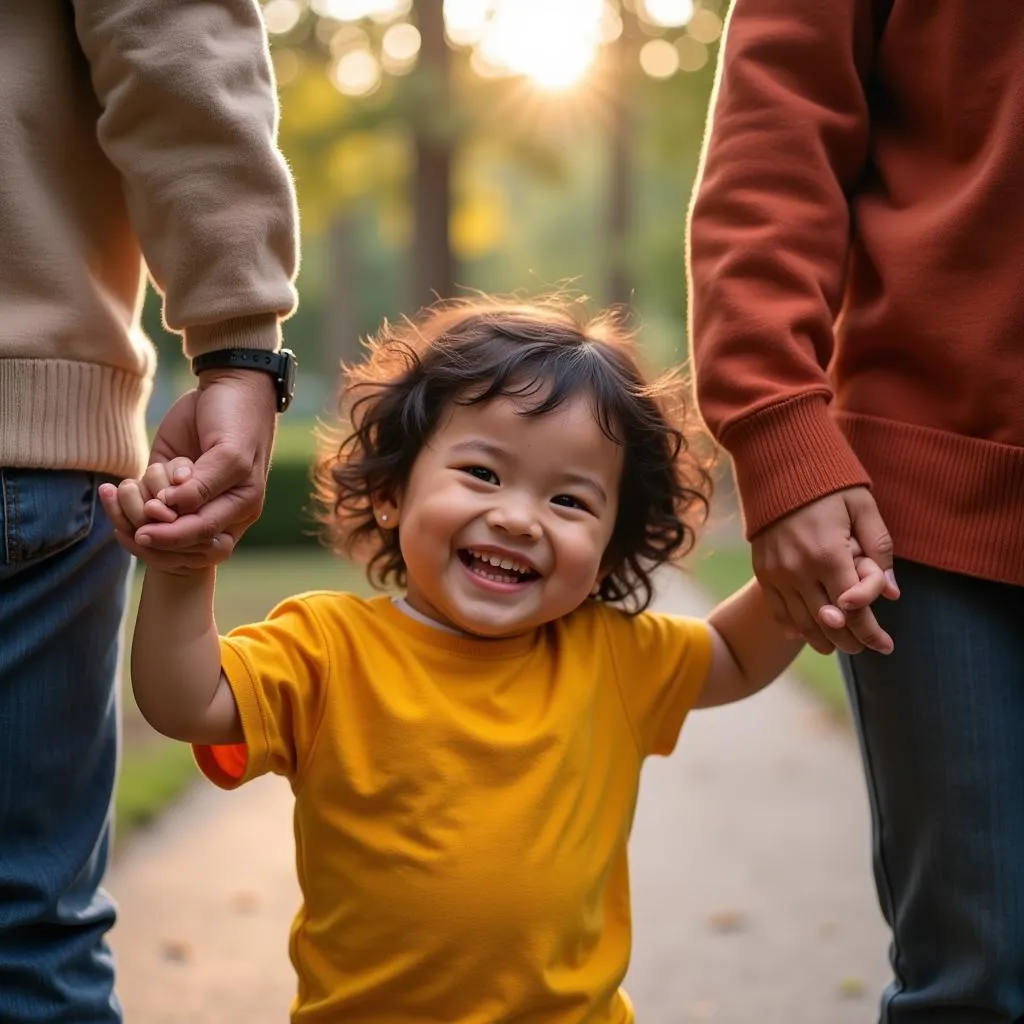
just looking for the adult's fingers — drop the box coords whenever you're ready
[847,489,896,581]
[751,489,882,656]
[849,492,900,604]
[763,584,799,639]
[159,443,253,516]
[135,488,256,550]
[118,530,236,570]
[135,532,237,560]
[780,587,835,655]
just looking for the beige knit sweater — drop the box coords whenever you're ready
[0,0,298,479]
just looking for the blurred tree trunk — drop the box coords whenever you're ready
[411,0,455,312]
[607,16,637,307]
[325,213,361,375]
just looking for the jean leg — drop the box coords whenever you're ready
[0,470,131,1023]
[840,559,1024,1023]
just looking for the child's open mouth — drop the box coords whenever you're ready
[458,549,540,585]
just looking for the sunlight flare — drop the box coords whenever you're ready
[447,0,605,91]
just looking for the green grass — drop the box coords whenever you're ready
[272,418,321,460]
[115,549,369,843]
[689,544,851,719]
[117,743,197,833]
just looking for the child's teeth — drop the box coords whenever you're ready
[468,550,530,575]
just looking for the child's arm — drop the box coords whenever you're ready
[99,463,242,746]
[697,553,891,709]
[698,580,803,709]
[130,567,242,746]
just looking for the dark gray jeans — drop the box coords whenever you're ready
[841,559,1024,1023]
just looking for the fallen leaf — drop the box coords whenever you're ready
[231,890,260,914]
[837,976,865,999]
[160,939,192,964]
[799,708,836,734]
[707,909,748,934]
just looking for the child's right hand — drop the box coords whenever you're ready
[110,458,189,527]
[98,458,235,570]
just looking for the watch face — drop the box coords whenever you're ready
[281,350,297,410]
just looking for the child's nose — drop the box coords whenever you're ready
[486,500,541,540]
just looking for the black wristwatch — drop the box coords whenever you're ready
[191,347,297,413]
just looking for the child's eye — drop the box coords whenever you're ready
[461,465,499,485]
[551,494,590,513]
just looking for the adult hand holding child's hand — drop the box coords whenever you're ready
[98,457,232,572]
[752,486,900,656]
[98,369,279,570]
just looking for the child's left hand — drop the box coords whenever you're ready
[818,539,900,635]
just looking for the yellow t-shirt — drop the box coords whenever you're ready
[195,593,712,1024]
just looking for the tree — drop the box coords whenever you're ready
[263,0,724,320]
[409,0,454,309]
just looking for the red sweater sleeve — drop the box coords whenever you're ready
[688,0,881,537]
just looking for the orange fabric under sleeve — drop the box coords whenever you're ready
[194,595,335,788]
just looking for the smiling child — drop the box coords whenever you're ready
[100,297,890,1023]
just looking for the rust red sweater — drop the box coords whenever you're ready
[688,0,1024,586]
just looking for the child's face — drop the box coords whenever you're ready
[383,391,623,637]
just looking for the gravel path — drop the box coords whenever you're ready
[107,573,890,1023]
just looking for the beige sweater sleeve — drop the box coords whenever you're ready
[71,0,299,357]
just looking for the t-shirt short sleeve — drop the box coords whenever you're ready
[193,595,333,789]
[602,608,713,758]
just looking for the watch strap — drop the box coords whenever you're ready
[191,347,296,413]
[192,348,283,374]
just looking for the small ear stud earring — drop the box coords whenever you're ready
[380,514,389,523]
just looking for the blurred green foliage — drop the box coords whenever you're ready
[141,4,721,393]
[246,420,322,548]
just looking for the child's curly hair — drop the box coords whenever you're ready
[314,296,714,614]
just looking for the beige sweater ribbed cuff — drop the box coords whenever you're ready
[0,359,151,479]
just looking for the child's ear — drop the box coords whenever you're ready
[372,493,400,530]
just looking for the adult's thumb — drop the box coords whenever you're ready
[161,445,245,514]
[846,489,895,573]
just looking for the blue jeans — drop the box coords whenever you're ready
[0,469,130,1023]
[841,559,1024,1023]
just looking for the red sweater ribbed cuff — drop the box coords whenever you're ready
[723,394,872,538]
